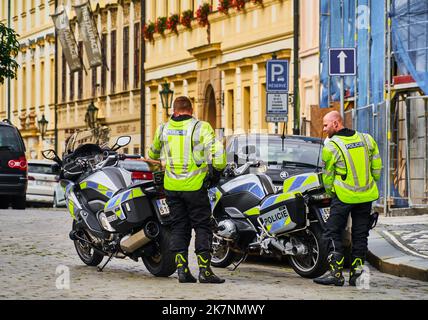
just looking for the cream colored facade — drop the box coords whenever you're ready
[0,0,56,159]
[299,0,320,136]
[144,0,299,156]
[50,0,320,157]
[56,0,143,156]
[55,0,298,157]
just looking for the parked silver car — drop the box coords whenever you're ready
[26,160,60,205]
[53,182,66,208]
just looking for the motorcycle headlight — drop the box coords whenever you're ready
[98,212,116,232]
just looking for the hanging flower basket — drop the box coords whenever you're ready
[232,0,246,11]
[218,0,232,15]
[155,17,167,35]
[167,14,180,34]
[143,21,155,42]
[196,3,212,27]
[181,10,194,29]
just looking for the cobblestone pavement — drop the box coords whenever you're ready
[1,208,427,300]
[378,215,428,257]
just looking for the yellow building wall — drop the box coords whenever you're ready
[144,0,295,156]
[0,0,56,160]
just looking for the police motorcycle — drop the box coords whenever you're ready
[209,158,332,278]
[42,130,175,277]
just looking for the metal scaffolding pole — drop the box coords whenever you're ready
[385,0,392,216]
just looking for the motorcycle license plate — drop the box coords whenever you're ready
[320,207,331,222]
[156,198,170,216]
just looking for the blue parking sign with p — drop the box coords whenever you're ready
[267,60,289,92]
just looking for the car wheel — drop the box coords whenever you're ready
[0,197,10,209]
[11,196,26,210]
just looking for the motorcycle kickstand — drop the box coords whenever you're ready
[97,250,116,272]
[231,252,248,271]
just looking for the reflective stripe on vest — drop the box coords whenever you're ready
[161,119,200,177]
[330,134,370,189]
[166,166,208,180]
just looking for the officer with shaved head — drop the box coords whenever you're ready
[314,111,382,286]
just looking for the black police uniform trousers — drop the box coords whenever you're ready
[324,195,372,259]
[164,188,213,254]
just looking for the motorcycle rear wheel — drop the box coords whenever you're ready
[72,221,104,267]
[288,223,328,278]
[211,235,237,268]
[142,226,176,277]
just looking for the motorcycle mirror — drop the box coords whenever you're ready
[42,149,62,166]
[112,136,131,151]
[42,149,57,161]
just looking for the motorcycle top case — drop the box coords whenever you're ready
[258,192,306,236]
[104,187,153,233]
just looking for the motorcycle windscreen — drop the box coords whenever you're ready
[258,192,306,235]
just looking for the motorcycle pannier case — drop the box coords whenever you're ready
[258,192,306,236]
[104,187,153,233]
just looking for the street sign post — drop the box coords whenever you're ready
[266,92,288,123]
[266,59,289,127]
[329,48,356,118]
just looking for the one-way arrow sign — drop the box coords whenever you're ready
[329,48,356,76]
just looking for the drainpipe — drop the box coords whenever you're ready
[293,0,300,135]
[140,0,146,156]
[54,0,58,154]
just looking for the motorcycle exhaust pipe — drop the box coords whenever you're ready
[120,221,160,253]
[292,243,308,256]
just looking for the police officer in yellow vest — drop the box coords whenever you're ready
[149,96,226,284]
[314,111,382,286]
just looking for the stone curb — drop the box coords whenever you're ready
[367,229,428,282]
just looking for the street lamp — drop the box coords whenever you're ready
[159,82,174,116]
[38,114,49,140]
[85,101,99,129]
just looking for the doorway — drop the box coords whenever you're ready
[205,84,217,129]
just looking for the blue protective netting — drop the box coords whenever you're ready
[320,0,356,108]
[320,1,386,109]
[320,1,387,200]
[391,0,428,95]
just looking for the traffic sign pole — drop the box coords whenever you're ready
[340,76,344,118]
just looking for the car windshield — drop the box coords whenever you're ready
[0,126,23,152]
[65,127,110,153]
[28,163,59,175]
[229,136,323,167]
[119,160,150,172]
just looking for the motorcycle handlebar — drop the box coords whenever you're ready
[119,154,141,160]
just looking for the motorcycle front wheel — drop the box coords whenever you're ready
[72,220,104,267]
[211,235,237,268]
[141,226,176,277]
[288,223,328,278]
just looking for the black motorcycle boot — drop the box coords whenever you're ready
[313,252,345,286]
[349,257,365,286]
[197,251,225,284]
[175,252,197,283]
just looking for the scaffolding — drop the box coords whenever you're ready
[319,0,428,214]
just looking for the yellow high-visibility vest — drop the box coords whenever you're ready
[322,132,382,204]
[149,117,226,191]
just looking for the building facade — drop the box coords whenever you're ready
[0,0,56,159]
[56,0,143,156]
[5,0,320,158]
[143,0,296,156]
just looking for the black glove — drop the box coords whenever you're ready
[211,168,223,185]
